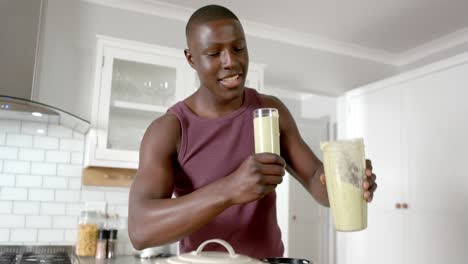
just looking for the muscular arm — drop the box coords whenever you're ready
[128,114,231,249]
[261,95,330,207]
[128,113,286,249]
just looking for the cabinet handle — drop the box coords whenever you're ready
[292,215,297,221]
[402,203,408,209]
[395,203,402,209]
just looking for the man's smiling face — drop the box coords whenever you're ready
[185,18,249,100]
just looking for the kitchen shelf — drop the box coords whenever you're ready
[111,100,169,113]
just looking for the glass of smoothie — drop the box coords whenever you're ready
[320,138,367,231]
[253,108,280,155]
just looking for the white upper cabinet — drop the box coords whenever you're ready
[339,85,405,264]
[85,36,265,169]
[337,53,468,264]
[403,63,468,264]
[85,36,194,169]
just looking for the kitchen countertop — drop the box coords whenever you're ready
[78,256,172,264]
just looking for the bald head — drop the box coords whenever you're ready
[185,5,241,42]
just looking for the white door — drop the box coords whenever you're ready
[287,118,330,264]
[338,86,405,264]
[404,63,468,264]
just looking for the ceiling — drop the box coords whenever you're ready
[153,0,468,57]
[79,0,468,96]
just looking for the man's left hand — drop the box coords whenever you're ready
[363,159,377,202]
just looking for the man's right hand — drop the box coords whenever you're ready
[224,153,286,205]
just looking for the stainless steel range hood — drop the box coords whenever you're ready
[0,0,90,133]
[0,95,90,134]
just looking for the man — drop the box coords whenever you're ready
[128,5,377,258]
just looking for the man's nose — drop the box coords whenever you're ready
[220,49,236,68]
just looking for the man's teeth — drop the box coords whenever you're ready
[223,75,238,81]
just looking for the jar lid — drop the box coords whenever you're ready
[109,229,118,239]
[160,239,263,264]
[98,229,109,239]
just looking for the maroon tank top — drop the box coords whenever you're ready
[168,88,284,258]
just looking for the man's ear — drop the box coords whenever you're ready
[184,49,195,69]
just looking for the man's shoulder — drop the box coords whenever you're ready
[257,92,283,108]
[144,113,181,143]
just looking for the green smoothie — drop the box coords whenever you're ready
[321,139,367,231]
[253,109,280,155]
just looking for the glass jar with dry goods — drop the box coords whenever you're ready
[76,210,98,256]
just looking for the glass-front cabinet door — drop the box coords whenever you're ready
[85,36,194,169]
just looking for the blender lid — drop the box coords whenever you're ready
[160,239,264,264]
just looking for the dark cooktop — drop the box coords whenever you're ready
[0,246,76,264]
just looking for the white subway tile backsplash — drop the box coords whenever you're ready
[118,218,128,230]
[0,120,21,133]
[64,229,77,243]
[3,160,30,174]
[38,229,64,242]
[10,229,37,242]
[0,123,135,254]
[70,152,83,164]
[26,215,52,228]
[45,150,70,163]
[66,203,83,216]
[1,187,28,200]
[0,112,48,123]
[0,146,17,159]
[0,132,5,145]
[31,162,56,175]
[16,175,43,188]
[51,241,72,246]
[43,176,68,189]
[6,134,33,148]
[47,125,73,138]
[40,203,66,215]
[0,229,9,242]
[124,242,136,255]
[105,191,129,204]
[0,201,12,214]
[29,189,54,201]
[21,122,48,136]
[0,215,25,228]
[53,216,77,229]
[19,148,45,161]
[22,242,48,246]
[0,174,15,187]
[13,201,40,215]
[117,228,130,243]
[116,241,128,255]
[108,204,129,218]
[57,164,82,177]
[60,139,84,152]
[80,190,105,201]
[55,190,80,202]
[48,116,59,124]
[33,136,59,150]
[68,178,82,190]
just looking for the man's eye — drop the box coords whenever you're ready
[206,52,219,56]
[234,47,244,52]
